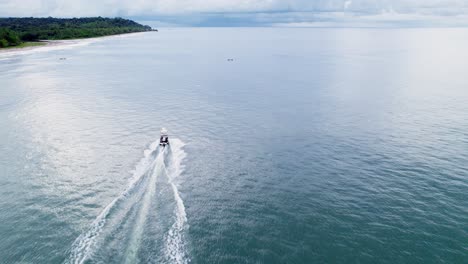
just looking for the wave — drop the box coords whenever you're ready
[66,140,160,264]
[124,149,165,263]
[66,138,189,264]
[164,138,190,264]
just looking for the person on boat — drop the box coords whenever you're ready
[160,128,169,146]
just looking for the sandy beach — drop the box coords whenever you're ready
[0,39,90,57]
[0,40,63,53]
[0,31,151,56]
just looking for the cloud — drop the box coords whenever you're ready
[0,0,467,27]
[344,1,353,10]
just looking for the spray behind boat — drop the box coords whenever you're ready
[160,127,169,147]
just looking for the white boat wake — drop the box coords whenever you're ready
[124,149,164,263]
[164,140,190,264]
[66,138,189,264]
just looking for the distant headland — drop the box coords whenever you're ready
[0,17,155,49]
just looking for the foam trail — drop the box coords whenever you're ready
[164,139,190,264]
[67,141,160,264]
[124,149,164,263]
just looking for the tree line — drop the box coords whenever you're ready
[0,17,153,48]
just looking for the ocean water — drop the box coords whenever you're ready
[0,28,467,263]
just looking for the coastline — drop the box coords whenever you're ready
[0,31,153,55]
[0,40,63,54]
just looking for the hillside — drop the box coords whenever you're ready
[0,17,153,48]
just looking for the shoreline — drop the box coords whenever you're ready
[0,31,153,54]
[0,40,64,54]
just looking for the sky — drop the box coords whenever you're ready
[0,0,468,27]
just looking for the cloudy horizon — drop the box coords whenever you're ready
[1,0,468,27]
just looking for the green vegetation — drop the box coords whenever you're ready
[0,17,153,48]
[2,41,46,49]
[0,28,21,48]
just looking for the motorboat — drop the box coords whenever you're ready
[160,127,169,146]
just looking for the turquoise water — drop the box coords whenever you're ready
[0,28,467,263]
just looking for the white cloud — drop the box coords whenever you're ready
[0,0,467,26]
[344,1,353,10]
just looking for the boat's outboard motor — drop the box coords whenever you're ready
[160,127,169,146]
